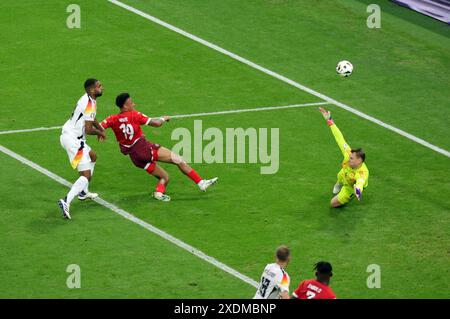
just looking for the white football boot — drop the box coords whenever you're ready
[332,183,343,195]
[198,177,218,192]
[153,192,171,202]
[78,191,98,201]
[58,198,71,220]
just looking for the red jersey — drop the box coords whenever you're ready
[293,279,336,299]
[101,110,151,147]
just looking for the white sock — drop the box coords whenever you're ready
[67,176,89,205]
[82,162,95,194]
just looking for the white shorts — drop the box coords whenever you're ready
[60,133,92,172]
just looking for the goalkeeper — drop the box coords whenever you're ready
[319,107,369,207]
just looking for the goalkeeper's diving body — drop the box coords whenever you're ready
[319,107,369,207]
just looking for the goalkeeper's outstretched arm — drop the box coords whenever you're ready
[318,107,351,160]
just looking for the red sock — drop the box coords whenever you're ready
[187,169,202,184]
[155,183,166,194]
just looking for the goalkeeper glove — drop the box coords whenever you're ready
[354,186,362,201]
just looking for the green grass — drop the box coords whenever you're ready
[0,0,449,298]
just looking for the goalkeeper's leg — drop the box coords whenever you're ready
[331,186,353,208]
[333,169,345,194]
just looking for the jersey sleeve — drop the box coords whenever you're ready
[329,123,351,160]
[100,116,113,130]
[292,281,304,299]
[82,98,96,122]
[278,272,290,293]
[354,167,369,190]
[137,112,151,125]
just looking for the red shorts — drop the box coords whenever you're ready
[120,138,160,173]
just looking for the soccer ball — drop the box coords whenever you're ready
[336,60,353,77]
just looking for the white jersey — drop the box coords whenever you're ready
[253,263,290,299]
[62,93,97,140]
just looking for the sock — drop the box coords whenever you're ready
[187,169,202,184]
[67,176,89,205]
[155,183,166,194]
[83,162,95,193]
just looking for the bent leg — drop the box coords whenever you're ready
[149,164,171,202]
[150,164,170,189]
[331,186,353,208]
[157,146,194,175]
[157,146,204,184]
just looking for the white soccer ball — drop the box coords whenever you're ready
[336,60,353,77]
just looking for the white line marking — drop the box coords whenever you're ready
[0,126,63,135]
[107,0,450,158]
[0,144,259,289]
[172,101,328,119]
[0,102,327,135]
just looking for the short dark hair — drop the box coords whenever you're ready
[115,93,130,108]
[314,261,333,277]
[351,148,365,162]
[84,78,98,90]
[276,245,290,262]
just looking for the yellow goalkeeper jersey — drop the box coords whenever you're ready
[330,123,369,191]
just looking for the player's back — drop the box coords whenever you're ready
[62,93,96,139]
[293,279,336,299]
[101,110,151,147]
[254,263,290,299]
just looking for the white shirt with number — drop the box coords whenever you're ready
[62,93,97,140]
[253,263,290,299]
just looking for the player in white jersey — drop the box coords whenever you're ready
[58,79,106,219]
[254,246,291,299]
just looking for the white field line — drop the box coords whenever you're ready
[0,126,63,135]
[0,101,327,135]
[107,0,450,159]
[171,101,328,119]
[0,144,259,289]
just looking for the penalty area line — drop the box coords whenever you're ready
[0,144,259,289]
[0,101,328,135]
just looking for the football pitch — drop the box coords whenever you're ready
[0,0,449,298]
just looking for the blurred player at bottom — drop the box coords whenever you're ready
[100,93,218,202]
[291,261,336,299]
[254,246,291,299]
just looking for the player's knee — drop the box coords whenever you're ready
[330,198,341,208]
[80,171,92,181]
[171,153,185,165]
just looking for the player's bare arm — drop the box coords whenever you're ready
[85,120,106,139]
[93,118,106,141]
[93,118,105,132]
[148,116,170,127]
[280,291,289,299]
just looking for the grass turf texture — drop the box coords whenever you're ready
[0,0,449,298]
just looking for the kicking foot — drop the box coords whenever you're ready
[78,191,98,201]
[58,198,71,219]
[332,183,343,195]
[198,177,218,192]
[153,192,171,202]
